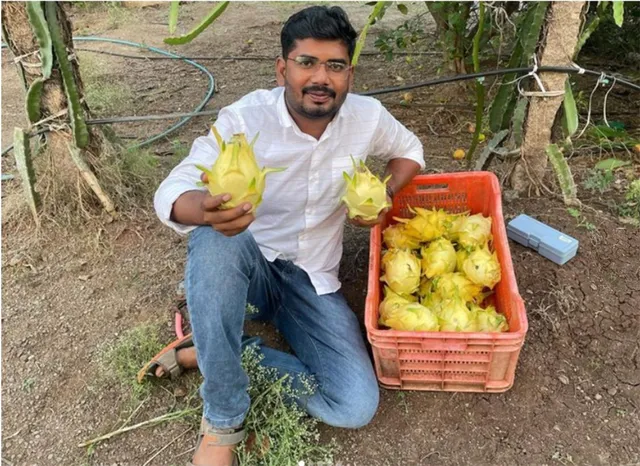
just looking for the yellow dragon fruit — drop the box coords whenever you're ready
[383,224,421,250]
[196,127,285,212]
[438,297,475,332]
[456,248,470,272]
[443,213,467,242]
[342,157,392,221]
[421,238,457,278]
[432,272,483,303]
[456,213,493,248]
[418,276,433,300]
[379,287,417,326]
[380,249,421,295]
[462,247,502,289]
[469,303,509,332]
[393,207,451,242]
[382,302,440,331]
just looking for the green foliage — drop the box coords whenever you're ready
[583,168,614,194]
[25,1,52,79]
[426,2,473,72]
[465,1,486,163]
[236,345,336,466]
[594,158,631,171]
[25,78,44,124]
[567,208,596,231]
[168,1,179,34]
[619,179,640,221]
[510,97,528,147]
[352,1,389,67]
[586,125,640,151]
[13,127,40,222]
[374,10,428,61]
[473,129,509,171]
[562,80,579,139]
[489,2,548,132]
[164,2,230,45]
[98,324,165,401]
[546,144,578,205]
[613,0,624,27]
[581,1,639,59]
[46,2,89,148]
[575,1,610,56]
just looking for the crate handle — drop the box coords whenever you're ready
[416,183,449,192]
[420,339,468,351]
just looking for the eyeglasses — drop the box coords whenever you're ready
[286,56,352,75]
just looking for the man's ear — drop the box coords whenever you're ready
[276,57,286,86]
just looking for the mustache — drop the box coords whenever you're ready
[302,86,336,98]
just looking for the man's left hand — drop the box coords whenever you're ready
[346,195,392,228]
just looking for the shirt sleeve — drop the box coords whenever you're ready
[153,107,243,235]
[369,105,425,169]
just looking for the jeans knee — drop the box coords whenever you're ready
[324,376,380,429]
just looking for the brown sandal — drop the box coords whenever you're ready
[187,417,245,466]
[136,333,194,383]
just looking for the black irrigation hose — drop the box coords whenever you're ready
[3,65,639,157]
[360,66,640,96]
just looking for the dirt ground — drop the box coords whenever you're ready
[2,2,639,466]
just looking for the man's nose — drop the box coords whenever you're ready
[310,62,330,85]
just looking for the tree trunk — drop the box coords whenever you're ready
[2,2,117,220]
[510,2,585,193]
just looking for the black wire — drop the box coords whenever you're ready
[3,65,639,157]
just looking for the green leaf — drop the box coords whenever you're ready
[563,80,579,138]
[546,144,578,205]
[613,0,624,27]
[489,2,548,132]
[25,1,52,79]
[397,4,408,15]
[25,78,44,124]
[473,129,509,171]
[13,127,40,223]
[567,207,580,218]
[465,1,485,164]
[164,2,230,45]
[46,2,89,148]
[352,1,389,67]
[594,158,631,171]
[168,1,180,34]
[511,97,528,147]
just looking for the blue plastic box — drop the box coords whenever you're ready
[506,214,579,265]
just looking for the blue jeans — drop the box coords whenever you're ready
[185,226,380,430]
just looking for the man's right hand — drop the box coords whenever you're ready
[199,173,254,237]
[170,173,255,237]
[201,192,254,237]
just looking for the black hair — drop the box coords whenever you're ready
[281,6,357,60]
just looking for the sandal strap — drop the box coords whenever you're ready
[200,418,246,446]
[153,350,182,378]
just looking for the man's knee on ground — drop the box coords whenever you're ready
[322,376,380,429]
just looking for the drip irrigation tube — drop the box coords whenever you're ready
[72,36,216,149]
[1,36,215,151]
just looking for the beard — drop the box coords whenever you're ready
[284,83,347,120]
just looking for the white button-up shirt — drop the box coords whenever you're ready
[154,87,425,295]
